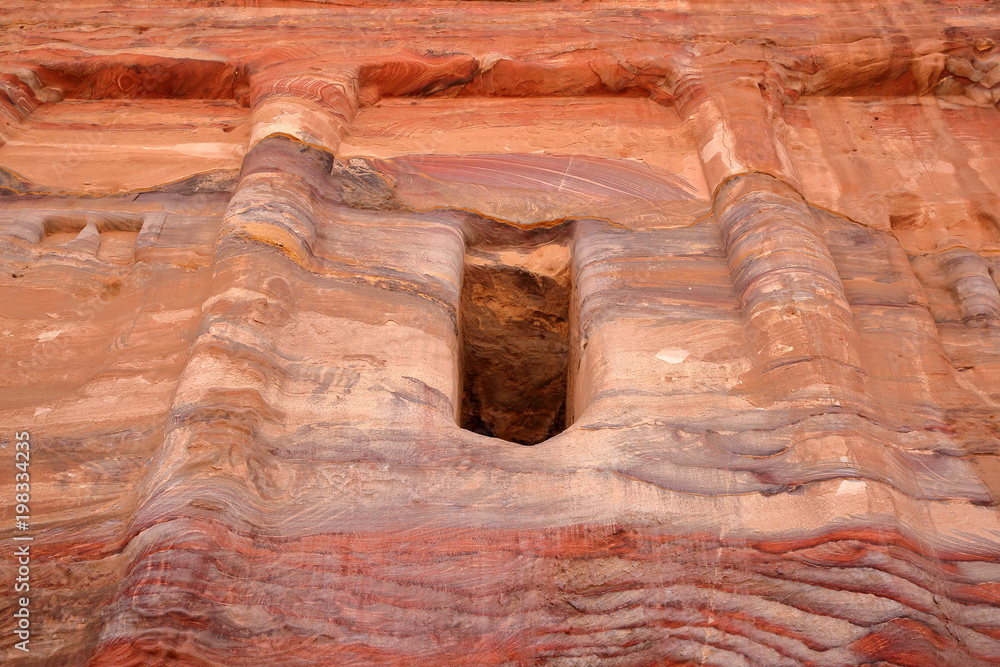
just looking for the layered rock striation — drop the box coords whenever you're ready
[2,2,1000,665]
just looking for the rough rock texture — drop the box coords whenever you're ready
[1,1,1000,665]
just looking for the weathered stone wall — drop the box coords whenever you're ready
[1,2,1000,664]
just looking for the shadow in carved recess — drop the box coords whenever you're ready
[29,214,144,264]
[459,221,573,445]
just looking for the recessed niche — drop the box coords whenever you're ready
[338,97,708,228]
[37,214,144,264]
[0,98,248,194]
[459,229,572,445]
[1,58,248,195]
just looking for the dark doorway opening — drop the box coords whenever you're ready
[459,230,572,445]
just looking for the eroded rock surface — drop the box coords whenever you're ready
[1,2,1000,665]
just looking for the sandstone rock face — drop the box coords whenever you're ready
[2,2,1000,665]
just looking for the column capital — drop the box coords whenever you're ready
[244,60,360,154]
[669,61,801,195]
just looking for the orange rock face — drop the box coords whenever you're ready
[2,2,1000,665]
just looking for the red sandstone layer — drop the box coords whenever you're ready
[1,2,1000,665]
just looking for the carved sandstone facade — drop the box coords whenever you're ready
[1,2,1000,664]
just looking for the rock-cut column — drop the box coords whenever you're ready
[936,240,1000,323]
[150,64,361,492]
[674,71,869,410]
[92,66,363,660]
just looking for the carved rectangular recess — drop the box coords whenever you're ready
[340,95,709,443]
[4,210,145,263]
[0,59,249,195]
[338,96,709,228]
[2,197,228,266]
[459,224,573,445]
[39,214,144,264]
